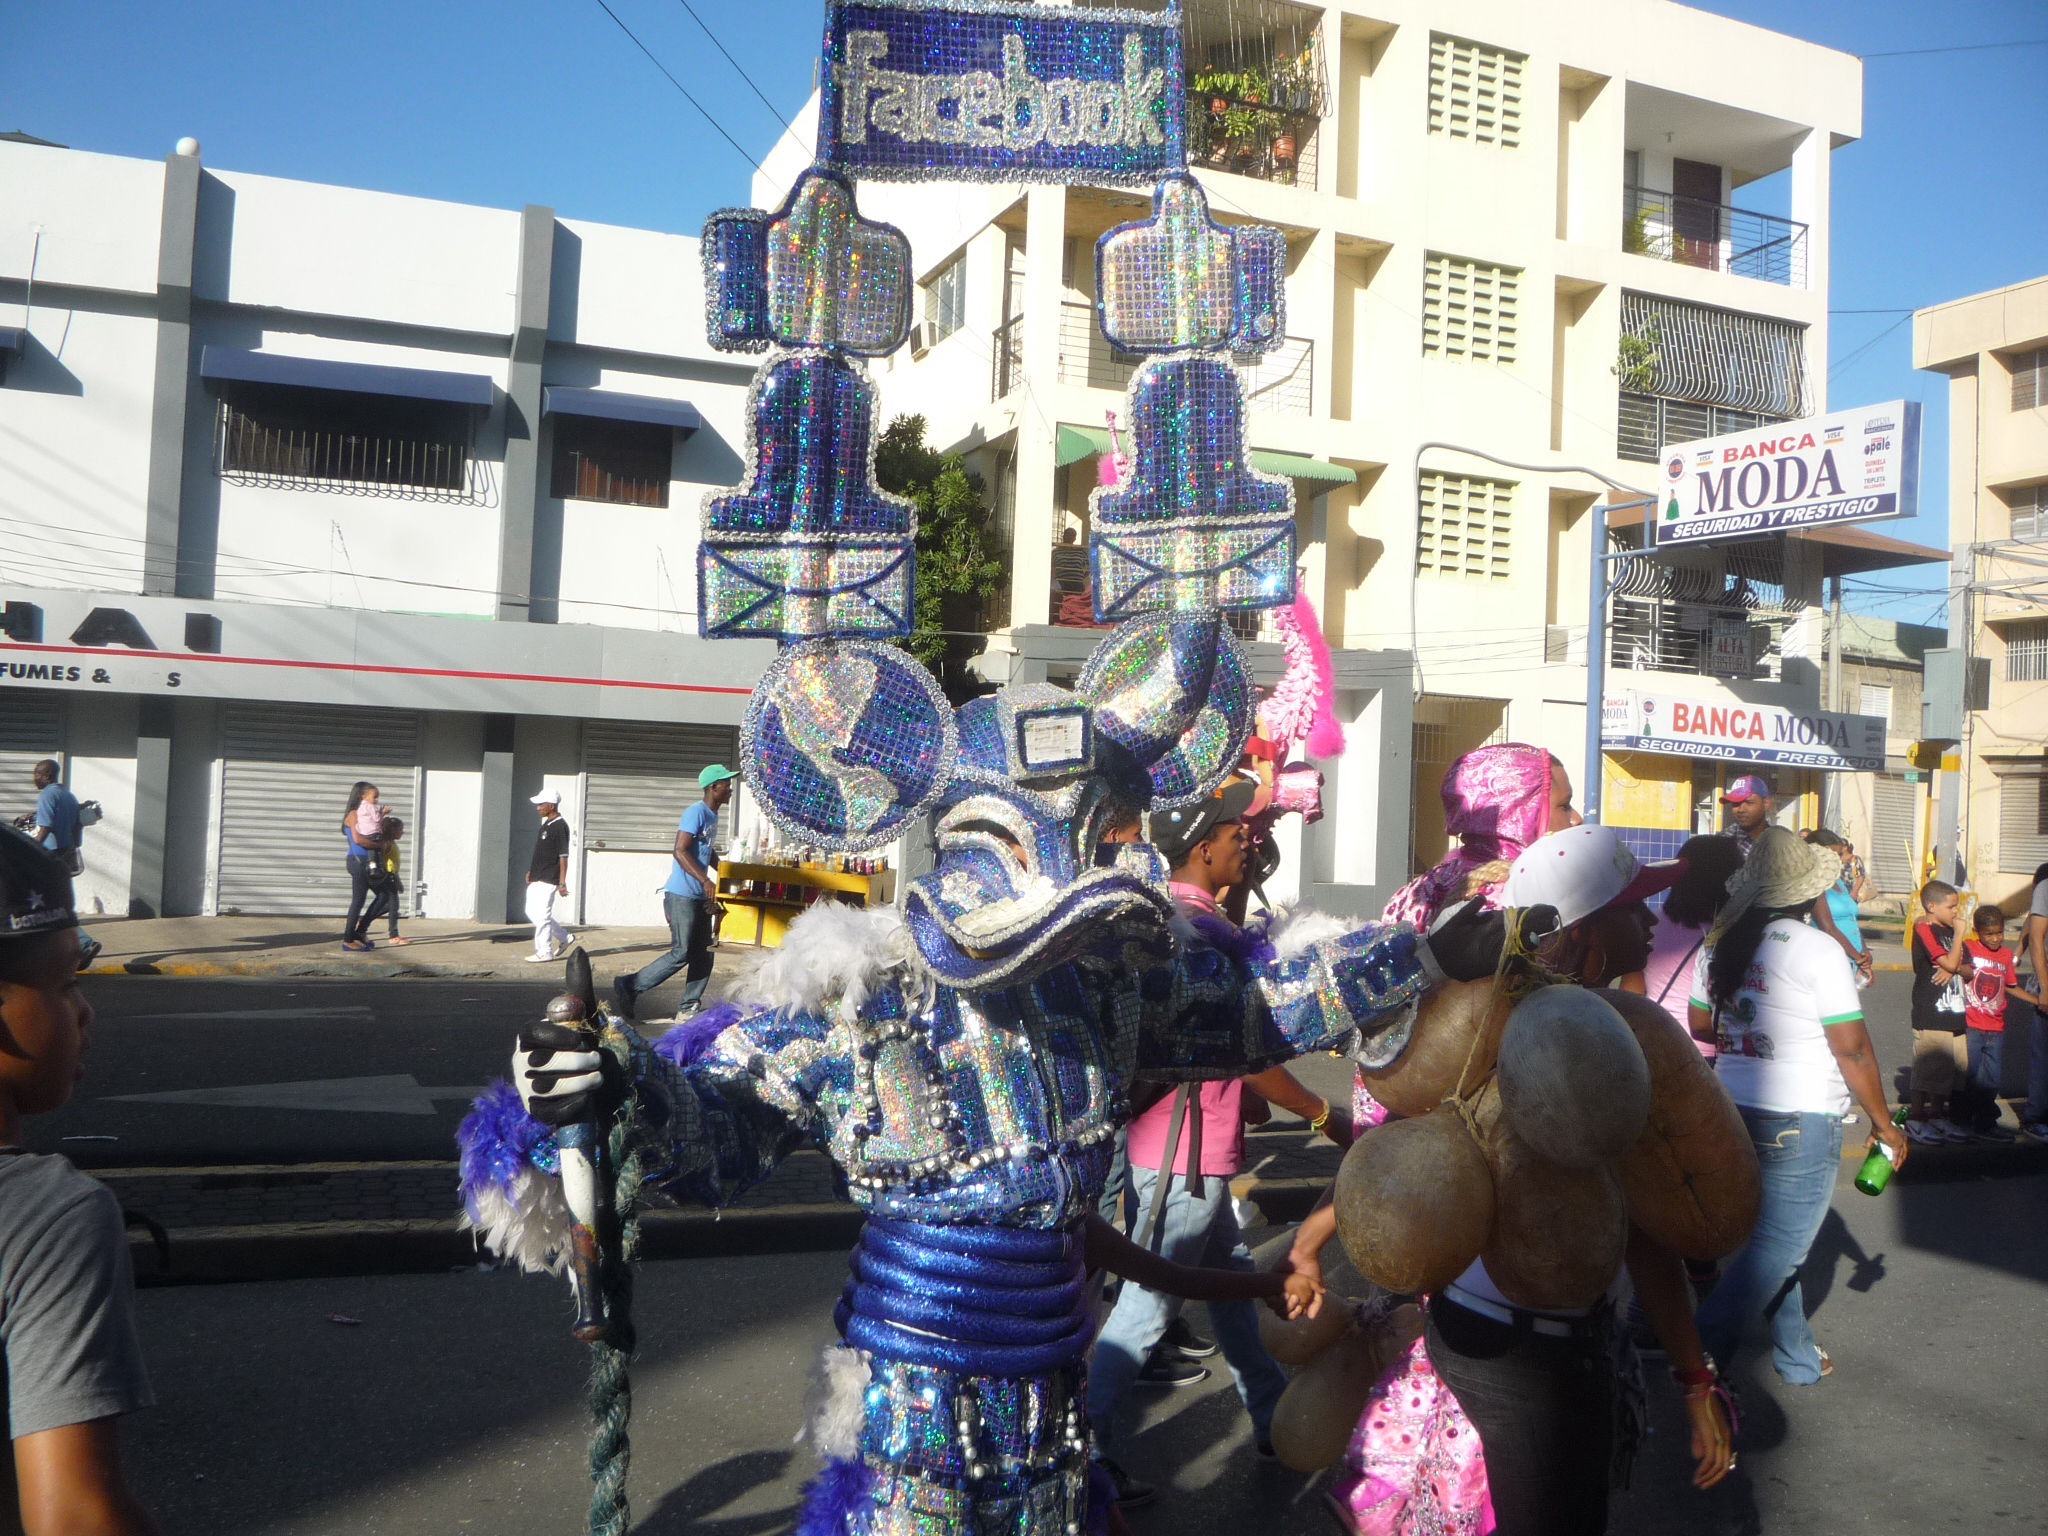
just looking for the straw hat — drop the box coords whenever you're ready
[1708,825,1840,942]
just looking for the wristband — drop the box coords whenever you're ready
[1309,1099,1332,1133]
[1671,1363,1717,1389]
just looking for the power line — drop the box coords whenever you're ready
[1861,38,2048,59]
[673,0,798,134]
[589,0,762,172]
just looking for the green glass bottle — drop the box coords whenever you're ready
[1854,1141,1897,1197]
[1892,1102,1909,1127]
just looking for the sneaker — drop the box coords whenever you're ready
[1974,1122,2017,1144]
[2021,1122,2048,1141]
[524,952,558,964]
[1905,1119,1944,1146]
[611,978,638,1020]
[1136,1350,1209,1389]
[1165,1316,1218,1358]
[1100,1459,1157,1509]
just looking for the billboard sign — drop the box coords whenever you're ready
[817,0,1186,185]
[1653,399,1921,548]
[1603,689,1887,772]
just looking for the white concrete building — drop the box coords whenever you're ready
[0,135,775,924]
[764,0,1942,889]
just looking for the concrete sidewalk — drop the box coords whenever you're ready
[80,913,742,981]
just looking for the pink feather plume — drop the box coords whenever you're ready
[1261,595,1344,757]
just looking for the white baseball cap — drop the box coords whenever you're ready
[530,787,562,806]
[1500,824,1681,927]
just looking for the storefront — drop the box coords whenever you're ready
[1600,688,1886,859]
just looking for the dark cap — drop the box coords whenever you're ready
[0,824,77,940]
[1147,779,1259,867]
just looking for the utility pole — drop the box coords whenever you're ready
[1581,496,1656,825]
[1823,574,1844,829]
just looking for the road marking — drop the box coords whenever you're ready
[119,1007,378,1023]
[106,1075,489,1117]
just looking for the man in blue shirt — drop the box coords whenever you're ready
[26,763,81,866]
[611,764,737,1020]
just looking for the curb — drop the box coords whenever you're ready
[127,1202,872,1285]
[89,959,504,980]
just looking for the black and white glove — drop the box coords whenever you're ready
[1422,898,1561,983]
[513,1018,625,1126]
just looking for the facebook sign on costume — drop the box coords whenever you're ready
[819,0,1185,185]
[1654,399,1921,548]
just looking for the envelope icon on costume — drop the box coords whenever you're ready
[698,537,915,642]
[1090,521,1296,622]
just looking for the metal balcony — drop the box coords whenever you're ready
[1622,185,1809,288]
[1051,302,1315,415]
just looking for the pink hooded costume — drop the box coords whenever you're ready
[1335,744,1555,1536]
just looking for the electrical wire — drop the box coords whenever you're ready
[672,0,801,136]
[1861,38,2048,59]
[589,0,763,172]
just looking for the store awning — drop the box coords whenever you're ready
[542,385,701,434]
[1053,423,1355,487]
[200,347,496,409]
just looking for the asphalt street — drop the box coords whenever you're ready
[39,970,1982,1172]
[121,1153,2047,1536]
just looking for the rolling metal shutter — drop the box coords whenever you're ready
[581,720,738,853]
[1869,773,1918,895]
[1997,766,2048,875]
[0,689,65,822]
[216,703,420,915]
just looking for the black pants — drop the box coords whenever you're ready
[343,855,375,941]
[1426,1295,1614,1536]
[362,880,398,937]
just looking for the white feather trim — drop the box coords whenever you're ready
[795,1342,872,1459]
[724,901,917,1017]
[459,1167,571,1276]
[1263,905,1351,960]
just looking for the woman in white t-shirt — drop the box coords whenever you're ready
[1688,828,1909,1385]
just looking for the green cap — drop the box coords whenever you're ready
[698,763,740,789]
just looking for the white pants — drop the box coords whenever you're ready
[525,880,568,958]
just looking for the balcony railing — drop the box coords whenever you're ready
[1187,93,1320,189]
[1051,302,1314,415]
[992,313,1023,401]
[1622,185,1809,289]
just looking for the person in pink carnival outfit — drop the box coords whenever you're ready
[1327,743,1580,1536]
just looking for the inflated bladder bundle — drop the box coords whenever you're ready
[1494,985,1652,1170]
[1355,976,1511,1119]
[1479,1118,1630,1310]
[1267,1301,1425,1472]
[1333,1106,1494,1295]
[1605,990,1762,1260]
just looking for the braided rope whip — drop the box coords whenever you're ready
[586,1028,645,1536]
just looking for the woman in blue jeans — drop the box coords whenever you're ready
[1687,829,1909,1384]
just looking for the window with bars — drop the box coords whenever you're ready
[1423,254,1520,363]
[2011,348,2047,412]
[1427,34,1524,147]
[1618,292,1808,419]
[2008,482,2046,541]
[1617,395,1787,462]
[2007,619,2048,682]
[1418,471,1514,580]
[550,415,671,508]
[925,253,967,344]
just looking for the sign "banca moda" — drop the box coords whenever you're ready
[818,0,1185,185]
[1654,399,1921,549]
[1603,689,1886,772]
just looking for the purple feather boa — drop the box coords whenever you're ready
[455,1081,553,1212]
[1188,910,1276,968]
[795,1455,874,1536]
[651,1001,743,1069]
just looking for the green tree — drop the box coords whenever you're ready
[873,413,1008,685]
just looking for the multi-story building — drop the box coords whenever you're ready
[1828,615,1946,899]
[1915,274,2048,908]
[774,0,1943,889]
[0,136,777,924]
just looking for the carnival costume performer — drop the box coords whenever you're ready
[461,630,1528,1536]
[1328,744,1578,1536]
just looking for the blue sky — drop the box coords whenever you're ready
[9,0,2045,628]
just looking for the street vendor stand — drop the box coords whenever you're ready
[715,858,897,948]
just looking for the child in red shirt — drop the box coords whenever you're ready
[1962,904,2040,1140]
